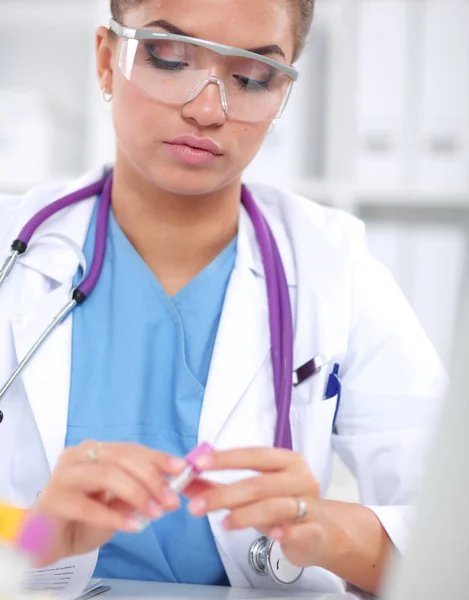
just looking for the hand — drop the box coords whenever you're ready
[31,441,186,566]
[184,447,338,569]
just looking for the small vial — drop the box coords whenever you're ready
[133,442,214,530]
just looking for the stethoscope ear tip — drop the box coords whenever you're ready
[0,411,4,424]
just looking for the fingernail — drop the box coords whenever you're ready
[162,487,180,507]
[196,454,215,470]
[148,500,163,519]
[124,518,144,532]
[270,527,284,542]
[169,458,186,471]
[188,498,207,516]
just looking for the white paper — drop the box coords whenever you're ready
[25,553,98,600]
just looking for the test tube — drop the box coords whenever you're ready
[133,442,214,530]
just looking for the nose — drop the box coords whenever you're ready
[181,78,227,128]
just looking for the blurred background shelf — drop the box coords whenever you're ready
[0,0,94,23]
[0,0,108,190]
[290,180,469,212]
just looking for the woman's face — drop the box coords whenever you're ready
[97,0,295,196]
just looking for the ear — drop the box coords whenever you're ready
[96,26,115,95]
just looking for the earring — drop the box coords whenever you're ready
[266,121,276,135]
[102,89,113,103]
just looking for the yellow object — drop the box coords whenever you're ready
[0,501,26,543]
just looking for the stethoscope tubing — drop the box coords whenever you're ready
[0,173,294,451]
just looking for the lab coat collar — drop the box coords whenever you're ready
[10,168,297,288]
[10,166,107,287]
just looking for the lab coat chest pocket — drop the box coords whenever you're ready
[291,361,331,407]
[291,367,338,419]
[290,366,339,484]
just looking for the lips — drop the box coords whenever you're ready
[167,135,223,156]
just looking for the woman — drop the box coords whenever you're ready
[0,0,445,595]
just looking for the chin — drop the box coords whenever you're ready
[144,161,239,197]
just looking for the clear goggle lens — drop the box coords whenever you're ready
[118,37,294,123]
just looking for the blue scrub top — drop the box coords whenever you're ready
[65,198,236,584]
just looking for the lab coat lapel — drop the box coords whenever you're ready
[200,197,298,588]
[8,173,101,472]
[9,167,107,286]
[198,207,270,446]
[200,243,270,588]
[10,284,75,472]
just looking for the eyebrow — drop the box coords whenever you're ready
[143,19,286,60]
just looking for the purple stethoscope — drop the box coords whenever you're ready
[0,171,293,445]
[0,170,308,584]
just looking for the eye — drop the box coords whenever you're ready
[231,60,277,92]
[234,74,274,93]
[144,42,189,71]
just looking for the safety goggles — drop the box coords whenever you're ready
[109,19,298,123]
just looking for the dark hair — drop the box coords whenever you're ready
[110,0,314,62]
[292,0,315,60]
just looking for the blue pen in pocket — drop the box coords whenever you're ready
[324,363,341,433]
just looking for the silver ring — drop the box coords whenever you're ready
[85,447,98,462]
[295,498,308,521]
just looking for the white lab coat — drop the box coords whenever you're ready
[0,166,446,593]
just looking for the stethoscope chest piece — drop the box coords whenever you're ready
[248,536,304,585]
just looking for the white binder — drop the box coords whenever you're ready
[416,0,469,187]
[354,0,408,186]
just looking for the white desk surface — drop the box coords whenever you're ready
[100,579,358,600]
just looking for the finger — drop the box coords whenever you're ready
[279,521,325,547]
[57,462,171,519]
[222,497,311,533]
[194,447,302,473]
[37,491,141,533]
[188,472,312,516]
[182,478,220,499]
[269,521,327,567]
[67,441,186,476]
[93,490,114,505]
[107,497,138,516]
[97,445,182,510]
[92,494,147,521]
[88,442,186,475]
[69,442,185,509]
